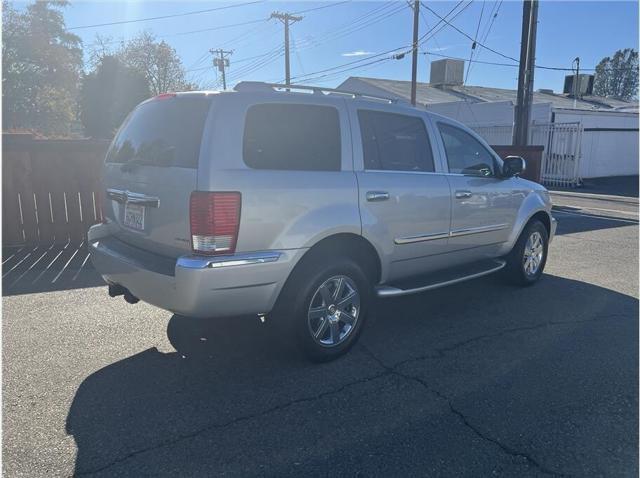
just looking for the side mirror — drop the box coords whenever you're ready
[501,156,526,178]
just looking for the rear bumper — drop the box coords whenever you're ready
[88,224,303,318]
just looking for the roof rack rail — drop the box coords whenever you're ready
[234,81,397,104]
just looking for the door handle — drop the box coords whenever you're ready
[366,191,390,202]
[455,190,473,199]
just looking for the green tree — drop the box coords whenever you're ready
[2,0,82,135]
[593,48,639,100]
[80,55,150,138]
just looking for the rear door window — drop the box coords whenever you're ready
[358,110,435,172]
[243,103,341,171]
[106,95,213,169]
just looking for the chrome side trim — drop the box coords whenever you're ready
[107,188,160,208]
[375,260,506,298]
[395,231,449,244]
[395,224,509,245]
[449,223,509,238]
[177,251,282,269]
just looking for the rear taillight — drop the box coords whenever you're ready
[189,191,241,255]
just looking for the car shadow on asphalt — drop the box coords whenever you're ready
[65,274,639,476]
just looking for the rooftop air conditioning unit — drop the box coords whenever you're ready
[430,59,464,86]
[563,74,594,96]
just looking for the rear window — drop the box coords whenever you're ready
[106,96,213,169]
[243,103,341,171]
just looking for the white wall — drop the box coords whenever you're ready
[425,100,552,129]
[554,109,639,178]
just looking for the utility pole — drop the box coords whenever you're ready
[211,49,232,90]
[573,56,580,109]
[513,0,539,146]
[410,0,420,106]
[271,11,303,85]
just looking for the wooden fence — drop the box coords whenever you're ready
[2,134,110,246]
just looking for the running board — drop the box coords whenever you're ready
[376,259,506,298]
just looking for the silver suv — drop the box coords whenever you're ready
[89,82,556,361]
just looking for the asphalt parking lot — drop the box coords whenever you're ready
[3,191,638,477]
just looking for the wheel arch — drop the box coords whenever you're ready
[272,233,382,316]
[296,233,382,284]
[505,208,552,255]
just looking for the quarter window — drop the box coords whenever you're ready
[358,110,435,172]
[243,103,341,171]
[438,123,496,177]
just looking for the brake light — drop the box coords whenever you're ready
[153,93,176,101]
[190,192,241,255]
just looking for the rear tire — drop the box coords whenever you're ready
[274,256,371,362]
[504,220,549,286]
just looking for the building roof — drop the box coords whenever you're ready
[339,76,638,112]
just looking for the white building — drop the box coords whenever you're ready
[338,59,638,184]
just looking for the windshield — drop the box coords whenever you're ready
[106,95,213,169]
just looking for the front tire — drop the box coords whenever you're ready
[275,257,371,362]
[504,220,549,286]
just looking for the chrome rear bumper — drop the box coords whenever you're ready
[88,224,302,318]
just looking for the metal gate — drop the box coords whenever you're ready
[471,122,583,188]
[531,122,583,188]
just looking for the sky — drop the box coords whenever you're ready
[15,0,640,92]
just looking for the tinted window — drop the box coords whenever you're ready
[438,123,496,177]
[106,96,212,169]
[358,110,434,172]
[243,103,341,171]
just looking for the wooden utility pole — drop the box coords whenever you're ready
[271,12,303,85]
[513,0,539,146]
[211,49,232,90]
[410,0,420,106]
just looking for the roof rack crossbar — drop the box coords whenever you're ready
[234,81,397,104]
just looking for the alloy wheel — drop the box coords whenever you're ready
[523,231,544,276]
[307,275,360,347]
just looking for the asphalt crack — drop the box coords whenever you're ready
[77,313,629,475]
[76,368,390,475]
[390,313,630,369]
[360,344,568,477]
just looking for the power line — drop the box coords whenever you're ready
[69,1,264,30]
[418,1,471,46]
[291,2,406,53]
[466,0,503,80]
[288,1,470,85]
[224,3,402,86]
[292,1,351,15]
[421,51,632,72]
[421,2,519,63]
[464,0,486,84]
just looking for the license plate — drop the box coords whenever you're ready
[123,203,145,231]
